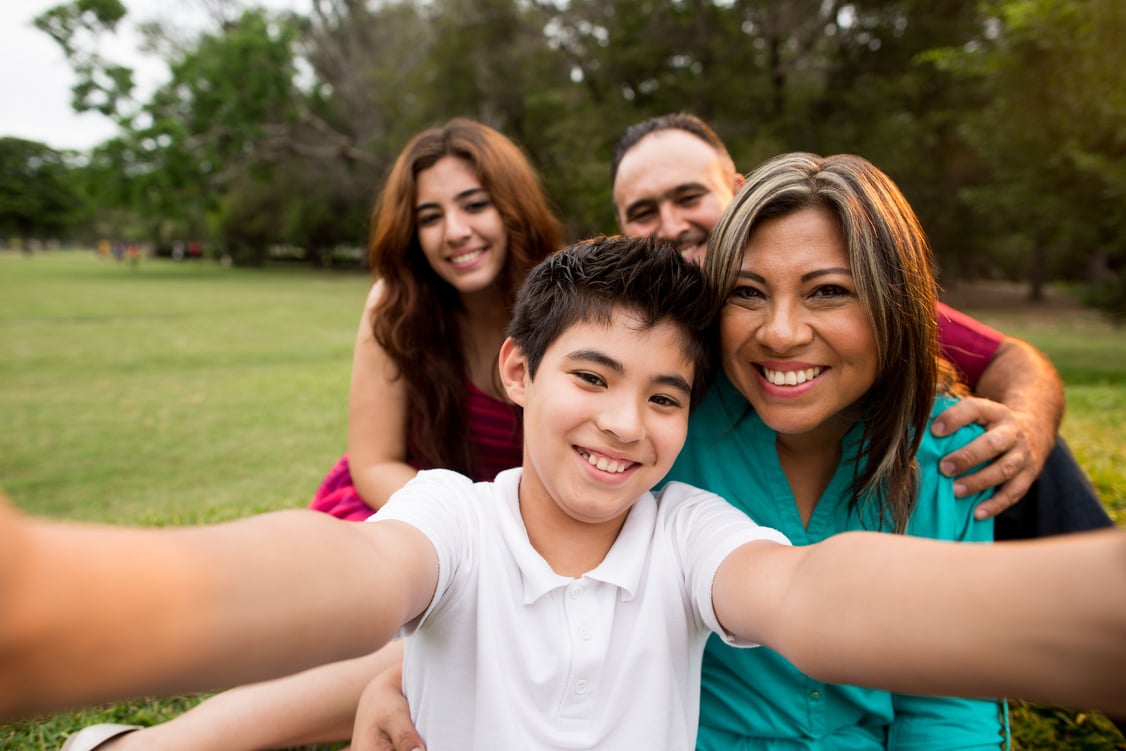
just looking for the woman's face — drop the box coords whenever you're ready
[415,155,509,295]
[720,205,878,445]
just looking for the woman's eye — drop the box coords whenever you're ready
[812,284,851,299]
[729,285,764,302]
[465,199,491,213]
[417,213,441,227]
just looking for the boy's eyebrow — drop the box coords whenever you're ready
[567,349,623,373]
[567,350,693,396]
[737,267,851,283]
[416,187,488,211]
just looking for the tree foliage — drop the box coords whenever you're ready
[0,138,87,239]
[27,0,1126,319]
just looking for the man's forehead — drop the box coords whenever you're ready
[613,130,727,200]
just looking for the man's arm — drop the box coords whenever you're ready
[933,336,1064,518]
[712,530,1126,715]
[0,498,437,720]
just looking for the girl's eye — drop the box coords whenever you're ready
[464,199,492,213]
[417,213,441,227]
[650,394,684,409]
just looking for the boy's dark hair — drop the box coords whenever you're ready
[507,235,718,406]
[610,112,733,188]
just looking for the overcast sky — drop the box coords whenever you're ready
[1,0,304,152]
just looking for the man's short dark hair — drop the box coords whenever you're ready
[507,235,718,407]
[610,113,733,188]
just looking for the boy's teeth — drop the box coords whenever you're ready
[581,451,629,474]
[763,366,824,386]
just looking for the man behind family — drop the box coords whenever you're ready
[610,112,1113,541]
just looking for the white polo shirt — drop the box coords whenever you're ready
[373,468,789,750]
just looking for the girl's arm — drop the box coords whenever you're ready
[713,529,1126,715]
[347,281,420,510]
[0,498,438,720]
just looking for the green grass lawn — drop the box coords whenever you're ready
[1,251,1124,750]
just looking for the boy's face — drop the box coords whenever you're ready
[500,310,695,537]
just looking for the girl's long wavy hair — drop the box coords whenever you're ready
[706,152,959,534]
[368,119,562,474]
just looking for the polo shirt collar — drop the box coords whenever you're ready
[492,468,656,605]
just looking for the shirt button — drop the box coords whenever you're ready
[568,584,584,599]
[809,690,822,700]
[575,680,589,694]
[580,627,592,640]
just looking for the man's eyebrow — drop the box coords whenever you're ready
[567,349,692,395]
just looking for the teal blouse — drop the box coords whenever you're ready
[668,373,1004,751]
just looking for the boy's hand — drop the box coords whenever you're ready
[353,662,425,751]
[931,396,1051,519]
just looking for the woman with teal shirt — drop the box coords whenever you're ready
[670,152,1004,750]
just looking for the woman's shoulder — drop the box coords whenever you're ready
[916,394,985,464]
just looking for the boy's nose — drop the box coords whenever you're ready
[596,400,645,444]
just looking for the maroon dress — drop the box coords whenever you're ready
[309,382,522,521]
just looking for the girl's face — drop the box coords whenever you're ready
[720,206,878,446]
[415,155,509,295]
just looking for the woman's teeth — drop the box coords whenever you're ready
[762,366,824,386]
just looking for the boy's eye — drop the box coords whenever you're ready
[572,371,606,388]
[650,394,684,409]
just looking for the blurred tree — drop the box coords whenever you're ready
[927,0,1126,310]
[0,138,87,239]
[33,0,135,123]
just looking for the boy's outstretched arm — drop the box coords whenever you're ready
[713,529,1126,715]
[0,497,437,720]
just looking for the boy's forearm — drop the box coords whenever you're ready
[720,531,1126,715]
[0,508,417,720]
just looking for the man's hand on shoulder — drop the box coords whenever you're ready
[931,396,1055,520]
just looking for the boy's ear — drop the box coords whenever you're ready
[498,336,529,407]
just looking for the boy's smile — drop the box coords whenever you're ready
[499,311,695,574]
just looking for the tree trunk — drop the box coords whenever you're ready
[1027,235,1046,302]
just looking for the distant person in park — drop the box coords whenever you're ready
[52,117,561,751]
[4,238,1126,747]
[609,112,1113,542]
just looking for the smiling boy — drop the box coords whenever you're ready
[2,237,1126,743]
